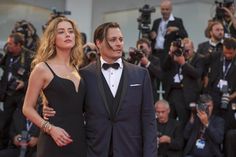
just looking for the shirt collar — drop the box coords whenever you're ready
[162,13,175,22]
[209,39,224,47]
[100,57,123,69]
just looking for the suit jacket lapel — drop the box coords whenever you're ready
[115,60,128,117]
[225,57,236,78]
[95,61,111,116]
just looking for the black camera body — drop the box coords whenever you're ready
[128,47,144,64]
[6,75,20,96]
[17,130,31,157]
[189,102,209,115]
[17,130,31,143]
[83,45,97,62]
[196,103,209,113]
[172,39,184,57]
[221,84,230,109]
[215,0,234,20]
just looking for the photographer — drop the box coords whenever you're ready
[155,99,184,157]
[128,38,162,101]
[163,38,204,126]
[206,37,236,117]
[183,94,225,157]
[0,107,39,157]
[205,37,236,156]
[82,42,98,67]
[0,33,33,149]
[214,0,236,38]
[149,0,188,65]
[197,20,224,90]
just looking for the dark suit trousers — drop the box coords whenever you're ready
[168,88,190,127]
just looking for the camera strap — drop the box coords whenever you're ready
[26,119,33,131]
[223,20,232,35]
[223,57,232,79]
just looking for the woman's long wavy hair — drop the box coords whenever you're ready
[32,17,84,69]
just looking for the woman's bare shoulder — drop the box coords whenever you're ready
[32,62,51,76]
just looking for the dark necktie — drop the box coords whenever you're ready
[102,63,120,70]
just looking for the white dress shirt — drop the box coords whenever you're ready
[155,14,175,49]
[100,57,123,97]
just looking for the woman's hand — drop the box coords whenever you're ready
[49,125,73,147]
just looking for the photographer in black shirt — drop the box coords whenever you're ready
[128,38,162,101]
[0,33,33,149]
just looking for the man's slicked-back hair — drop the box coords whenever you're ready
[93,22,120,45]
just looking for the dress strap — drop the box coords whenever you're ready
[44,62,56,76]
[73,64,79,74]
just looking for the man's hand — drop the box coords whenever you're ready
[150,31,157,40]
[140,56,150,66]
[173,55,185,65]
[13,134,22,146]
[43,105,56,120]
[166,26,179,34]
[28,137,38,147]
[15,80,24,90]
[197,110,209,127]
[159,135,171,144]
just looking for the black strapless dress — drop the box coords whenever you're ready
[36,62,86,157]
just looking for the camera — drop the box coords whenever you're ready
[196,103,209,113]
[17,130,31,157]
[221,84,230,109]
[6,75,20,96]
[189,102,209,115]
[137,4,156,37]
[172,39,184,56]
[128,47,144,64]
[215,0,234,20]
[83,45,97,62]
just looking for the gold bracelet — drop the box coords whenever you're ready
[41,120,49,132]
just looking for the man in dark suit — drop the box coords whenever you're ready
[134,38,162,101]
[183,94,225,157]
[155,99,184,157]
[43,22,157,157]
[82,22,157,157]
[149,0,188,64]
[163,38,204,126]
[197,21,224,90]
[205,37,236,156]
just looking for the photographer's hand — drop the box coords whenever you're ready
[140,56,150,67]
[13,134,22,146]
[223,6,236,29]
[150,31,157,40]
[197,110,209,127]
[16,80,24,90]
[173,55,185,65]
[159,135,171,144]
[28,137,38,147]
[166,26,179,35]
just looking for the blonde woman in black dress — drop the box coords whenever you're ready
[22,17,86,157]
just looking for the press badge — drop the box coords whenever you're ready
[217,79,228,90]
[196,139,205,149]
[173,74,183,83]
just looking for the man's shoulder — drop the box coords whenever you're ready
[198,41,209,47]
[124,60,147,72]
[80,62,97,76]
[173,16,183,21]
